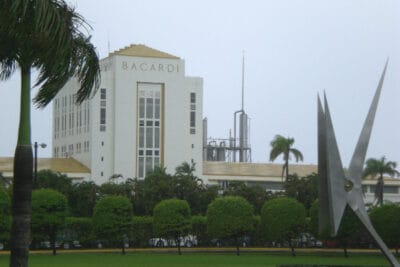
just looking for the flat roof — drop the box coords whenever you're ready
[0,157,90,174]
[203,161,317,177]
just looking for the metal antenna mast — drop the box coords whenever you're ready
[241,51,245,111]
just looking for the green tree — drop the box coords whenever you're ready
[261,197,306,256]
[64,217,93,248]
[363,156,399,206]
[370,204,400,255]
[269,135,303,182]
[175,162,196,179]
[0,1,100,264]
[207,196,254,255]
[36,170,72,198]
[335,207,365,257]
[131,216,153,248]
[68,181,99,217]
[195,185,219,216]
[171,163,207,215]
[93,196,132,254]
[224,181,267,214]
[284,173,318,212]
[31,189,68,256]
[153,199,191,255]
[191,215,208,246]
[143,167,174,214]
[0,189,11,246]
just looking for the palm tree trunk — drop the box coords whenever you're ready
[285,161,289,181]
[10,65,33,267]
[378,174,384,206]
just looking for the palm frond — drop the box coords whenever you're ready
[363,156,399,179]
[32,3,100,108]
[290,148,304,162]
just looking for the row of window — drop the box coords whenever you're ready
[54,95,90,139]
[53,141,90,158]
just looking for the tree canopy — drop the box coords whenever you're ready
[207,196,254,255]
[92,196,132,254]
[370,204,400,254]
[363,156,399,206]
[31,189,68,255]
[0,189,11,245]
[284,173,318,212]
[269,135,303,181]
[261,197,306,256]
[153,199,191,254]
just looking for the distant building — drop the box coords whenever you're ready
[202,161,400,205]
[51,44,203,184]
[1,44,399,205]
[0,157,89,183]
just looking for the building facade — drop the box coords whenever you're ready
[52,45,203,184]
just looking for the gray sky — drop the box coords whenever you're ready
[0,0,399,168]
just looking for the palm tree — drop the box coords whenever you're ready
[0,1,100,266]
[269,135,304,182]
[175,162,196,177]
[362,156,399,206]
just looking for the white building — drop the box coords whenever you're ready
[52,44,203,184]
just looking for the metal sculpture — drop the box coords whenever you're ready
[318,61,399,267]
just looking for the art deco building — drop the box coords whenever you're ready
[51,44,203,184]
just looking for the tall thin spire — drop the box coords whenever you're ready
[107,31,111,54]
[241,50,245,111]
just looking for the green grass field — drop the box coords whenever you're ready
[0,252,393,267]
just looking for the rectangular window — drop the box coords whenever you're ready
[189,92,196,134]
[190,112,196,127]
[146,127,153,148]
[100,88,106,100]
[146,98,153,119]
[154,128,160,148]
[54,147,59,158]
[139,128,145,148]
[137,83,162,178]
[138,157,144,178]
[100,109,106,124]
[155,99,160,119]
[100,88,107,131]
[139,98,145,118]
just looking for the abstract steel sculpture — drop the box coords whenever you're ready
[318,61,399,267]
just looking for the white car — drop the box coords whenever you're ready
[149,235,197,247]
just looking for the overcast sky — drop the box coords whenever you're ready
[0,0,399,168]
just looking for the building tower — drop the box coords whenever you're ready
[52,44,203,183]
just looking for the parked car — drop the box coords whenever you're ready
[149,235,197,247]
[149,238,168,247]
[292,233,323,248]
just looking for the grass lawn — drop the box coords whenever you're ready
[0,252,393,267]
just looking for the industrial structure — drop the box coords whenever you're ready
[203,55,252,163]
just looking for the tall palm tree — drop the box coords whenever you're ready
[0,1,100,266]
[269,135,304,182]
[362,156,399,206]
